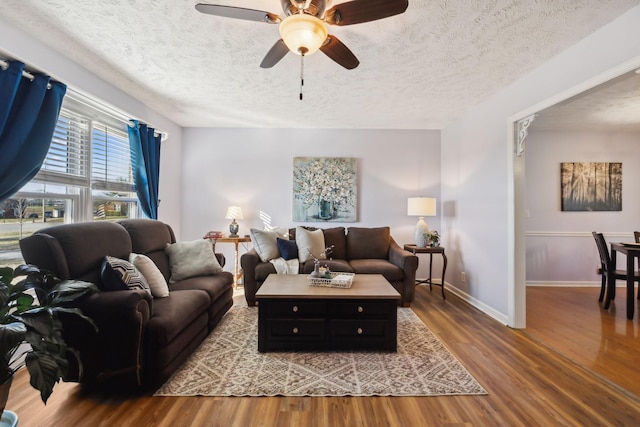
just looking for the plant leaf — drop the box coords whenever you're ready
[26,351,60,404]
[51,307,98,331]
[15,309,54,338]
[50,280,98,305]
[0,267,14,286]
[0,322,27,357]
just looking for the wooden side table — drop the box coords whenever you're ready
[207,236,251,288]
[403,244,447,299]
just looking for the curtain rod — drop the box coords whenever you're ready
[0,58,52,89]
[66,88,168,141]
[0,58,168,141]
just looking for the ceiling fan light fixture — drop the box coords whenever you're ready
[279,14,328,56]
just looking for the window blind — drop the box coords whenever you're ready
[91,122,135,192]
[37,109,90,187]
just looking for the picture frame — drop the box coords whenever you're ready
[292,157,357,222]
[560,162,622,211]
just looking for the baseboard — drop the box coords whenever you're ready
[440,282,509,326]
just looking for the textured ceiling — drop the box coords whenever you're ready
[532,69,640,132]
[0,0,639,129]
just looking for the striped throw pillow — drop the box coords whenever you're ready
[100,255,151,294]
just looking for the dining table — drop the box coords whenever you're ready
[606,242,640,319]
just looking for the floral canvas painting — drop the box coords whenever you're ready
[293,157,357,222]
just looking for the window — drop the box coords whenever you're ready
[91,123,135,193]
[0,91,143,267]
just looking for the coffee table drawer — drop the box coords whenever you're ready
[267,319,325,339]
[267,301,326,317]
[330,319,396,351]
[329,301,394,317]
[330,319,389,338]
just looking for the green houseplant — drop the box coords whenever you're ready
[425,230,440,247]
[0,264,98,408]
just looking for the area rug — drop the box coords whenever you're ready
[154,304,486,397]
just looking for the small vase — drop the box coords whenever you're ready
[0,375,13,414]
[318,199,333,220]
[310,261,321,278]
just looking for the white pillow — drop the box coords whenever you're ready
[129,253,169,298]
[250,228,283,262]
[296,227,325,263]
[164,239,223,283]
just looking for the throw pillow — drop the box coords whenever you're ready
[277,237,298,260]
[296,226,326,263]
[346,227,391,259]
[250,228,281,262]
[322,227,347,260]
[100,256,151,294]
[164,239,223,283]
[129,253,169,298]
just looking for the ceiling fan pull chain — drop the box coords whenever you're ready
[300,52,305,101]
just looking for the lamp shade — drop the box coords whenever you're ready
[407,197,437,217]
[225,206,243,220]
[279,14,328,55]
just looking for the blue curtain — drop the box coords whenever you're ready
[128,120,161,219]
[0,61,67,202]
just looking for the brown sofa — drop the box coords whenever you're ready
[241,226,418,306]
[19,219,234,391]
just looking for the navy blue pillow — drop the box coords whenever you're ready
[277,238,298,260]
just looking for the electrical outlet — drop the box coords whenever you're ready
[461,272,466,283]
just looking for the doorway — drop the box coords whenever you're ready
[510,59,640,328]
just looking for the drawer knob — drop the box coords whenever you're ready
[293,327,299,334]
[357,306,364,313]
[357,328,363,335]
[292,305,299,312]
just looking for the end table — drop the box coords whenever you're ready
[403,244,447,299]
[207,236,251,288]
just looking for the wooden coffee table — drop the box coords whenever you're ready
[255,274,400,352]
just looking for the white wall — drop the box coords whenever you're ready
[525,130,640,284]
[0,17,184,236]
[441,6,640,325]
[181,128,442,279]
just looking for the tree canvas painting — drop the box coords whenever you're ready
[561,162,622,211]
[293,157,357,222]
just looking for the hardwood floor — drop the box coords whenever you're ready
[525,286,640,397]
[6,285,640,426]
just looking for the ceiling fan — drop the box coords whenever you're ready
[195,0,409,70]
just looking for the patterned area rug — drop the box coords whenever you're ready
[154,304,486,397]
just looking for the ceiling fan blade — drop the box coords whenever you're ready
[320,35,359,70]
[260,39,290,68]
[195,4,281,24]
[324,0,408,26]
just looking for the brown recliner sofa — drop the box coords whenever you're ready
[19,219,234,391]
[241,226,418,307]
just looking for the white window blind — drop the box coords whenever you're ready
[91,123,135,192]
[38,109,90,187]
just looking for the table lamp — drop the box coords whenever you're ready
[225,206,243,237]
[407,197,436,247]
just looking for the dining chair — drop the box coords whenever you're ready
[592,232,640,304]
[635,231,640,299]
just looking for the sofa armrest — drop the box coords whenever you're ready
[240,249,261,306]
[61,289,152,389]
[388,238,418,306]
